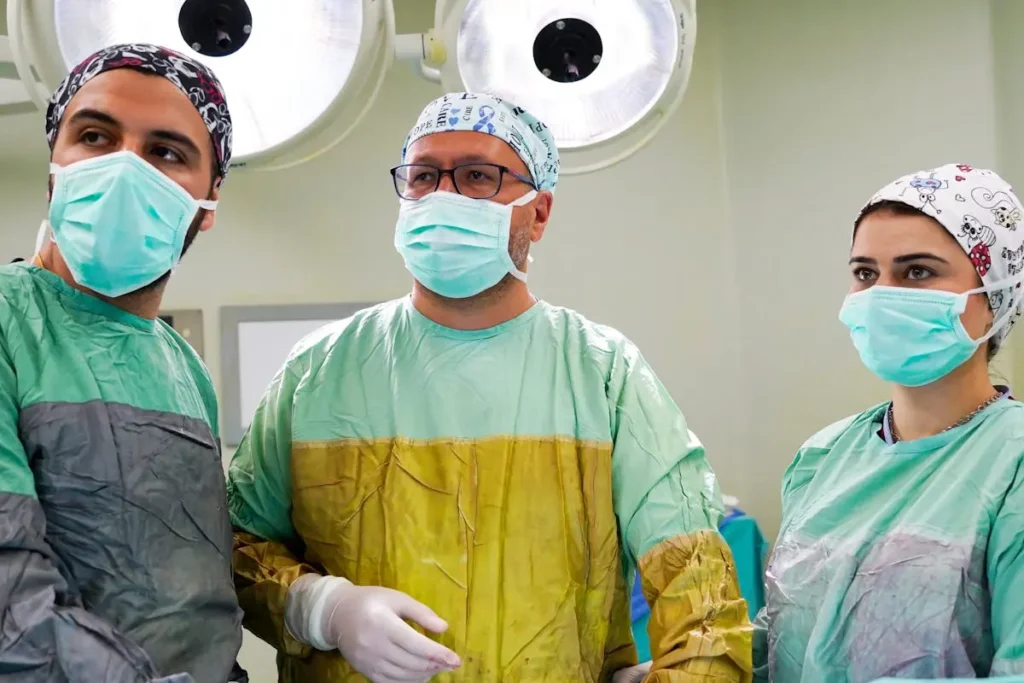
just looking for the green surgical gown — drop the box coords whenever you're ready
[0,263,242,682]
[754,399,1024,682]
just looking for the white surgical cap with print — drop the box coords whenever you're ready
[861,163,1024,348]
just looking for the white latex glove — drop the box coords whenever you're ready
[612,662,652,683]
[287,575,461,683]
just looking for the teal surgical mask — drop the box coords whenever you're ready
[48,151,217,298]
[394,190,536,299]
[839,278,1022,387]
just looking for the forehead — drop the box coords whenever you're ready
[60,69,210,145]
[406,131,527,172]
[852,211,963,256]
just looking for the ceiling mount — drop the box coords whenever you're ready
[178,0,254,58]
[533,18,603,84]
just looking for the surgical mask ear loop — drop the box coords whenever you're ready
[505,190,538,282]
[34,220,49,255]
[968,276,1024,345]
[509,190,538,208]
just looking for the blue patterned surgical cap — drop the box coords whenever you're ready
[402,92,560,193]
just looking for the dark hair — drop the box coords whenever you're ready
[854,199,929,230]
[854,200,999,362]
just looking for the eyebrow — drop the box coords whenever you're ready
[408,153,495,167]
[849,253,951,265]
[67,107,120,129]
[67,107,202,158]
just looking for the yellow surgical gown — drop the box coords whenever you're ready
[228,299,751,682]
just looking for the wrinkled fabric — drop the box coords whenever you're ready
[402,92,560,192]
[861,163,1024,348]
[755,400,1024,682]
[641,533,751,681]
[229,298,751,682]
[0,262,242,682]
[635,514,769,663]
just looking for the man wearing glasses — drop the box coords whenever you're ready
[228,93,752,683]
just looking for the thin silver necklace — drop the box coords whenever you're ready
[886,392,1003,444]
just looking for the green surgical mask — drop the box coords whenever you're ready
[839,279,1022,387]
[394,190,536,299]
[48,151,216,298]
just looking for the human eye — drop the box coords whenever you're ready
[79,129,111,147]
[151,144,185,164]
[410,168,437,186]
[852,267,877,282]
[472,165,500,182]
[905,265,934,281]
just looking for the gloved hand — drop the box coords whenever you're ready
[612,662,652,683]
[287,575,461,683]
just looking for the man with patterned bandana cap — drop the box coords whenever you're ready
[0,44,244,683]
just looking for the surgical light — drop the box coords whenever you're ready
[2,0,696,175]
[4,0,395,170]
[430,0,697,174]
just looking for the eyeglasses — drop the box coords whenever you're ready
[390,163,536,200]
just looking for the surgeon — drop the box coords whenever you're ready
[754,164,1024,681]
[0,44,244,682]
[228,92,753,683]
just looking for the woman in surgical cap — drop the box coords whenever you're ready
[754,163,1024,682]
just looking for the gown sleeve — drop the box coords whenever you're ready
[0,307,160,682]
[608,342,752,682]
[988,455,1024,677]
[227,359,321,658]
